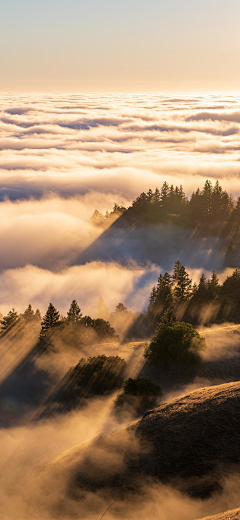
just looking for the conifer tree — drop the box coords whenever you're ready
[197,273,208,298]
[115,303,128,313]
[192,282,198,297]
[156,272,172,302]
[173,263,192,302]
[34,309,42,322]
[22,304,35,323]
[146,189,153,202]
[160,181,170,213]
[40,303,60,338]
[173,260,182,281]
[153,187,160,204]
[158,296,176,326]
[202,179,213,218]
[1,308,18,332]
[67,300,82,323]
[148,285,157,313]
[208,270,220,299]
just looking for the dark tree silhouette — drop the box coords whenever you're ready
[173,262,192,302]
[22,304,35,323]
[34,309,42,322]
[114,377,162,417]
[145,321,205,368]
[1,308,18,332]
[115,303,128,313]
[67,300,82,323]
[40,303,60,339]
[158,297,176,326]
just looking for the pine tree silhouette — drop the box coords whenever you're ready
[67,300,82,323]
[40,303,60,339]
[1,308,18,332]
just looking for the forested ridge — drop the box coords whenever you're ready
[93,179,239,227]
[92,180,240,263]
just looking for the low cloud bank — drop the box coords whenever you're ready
[0,262,159,316]
[0,93,240,200]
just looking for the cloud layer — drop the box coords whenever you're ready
[1,93,240,200]
[0,93,240,314]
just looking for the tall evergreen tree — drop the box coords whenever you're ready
[173,263,192,302]
[173,260,183,281]
[40,303,60,338]
[67,300,82,323]
[153,187,160,204]
[202,179,213,219]
[193,273,209,301]
[22,304,35,323]
[158,296,176,326]
[1,308,18,332]
[148,285,157,313]
[160,181,170,212]
[34,309,42,322]
[208,270,220,299]
[146,189,154,202]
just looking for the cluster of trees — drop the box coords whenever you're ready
[0,300,118,345]
[40,300,118,345]
[125,180,238,228]
[0,304,41,333]
[148,261,240,326]
[91,203,126,227]
[92,180,240,239]
[144,321,205,368]
[114,377,162,419]
[44,354,127,414]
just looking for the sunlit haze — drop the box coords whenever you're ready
[1,3,240,520]
[1,0,240,92]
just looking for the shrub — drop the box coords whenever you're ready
[144,321,205,368]
[114,377,162,418]
[52,355,127,412]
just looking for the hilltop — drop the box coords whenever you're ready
[197,510,240,520]
[50,381,240,503]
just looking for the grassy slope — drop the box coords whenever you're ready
[50,381,240,499]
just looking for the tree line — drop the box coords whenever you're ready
[92,179,240,234]
[148,261,240,326]
[0,300,118,344]
[2,262,240,343]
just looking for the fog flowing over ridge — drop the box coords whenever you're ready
[0,93,240,313]
[1,93,240,519]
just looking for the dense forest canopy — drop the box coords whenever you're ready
[92,179,240,231]
[145,261,240,329]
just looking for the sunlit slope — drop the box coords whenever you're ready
[51,381,240,499]
[197,509,240,520]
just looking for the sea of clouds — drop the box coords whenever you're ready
[1,92,240,315]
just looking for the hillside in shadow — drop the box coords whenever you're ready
[76,212,226,271]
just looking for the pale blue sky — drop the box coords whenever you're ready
[0,0,239,91]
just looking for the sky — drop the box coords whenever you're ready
[1,0,240,92]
